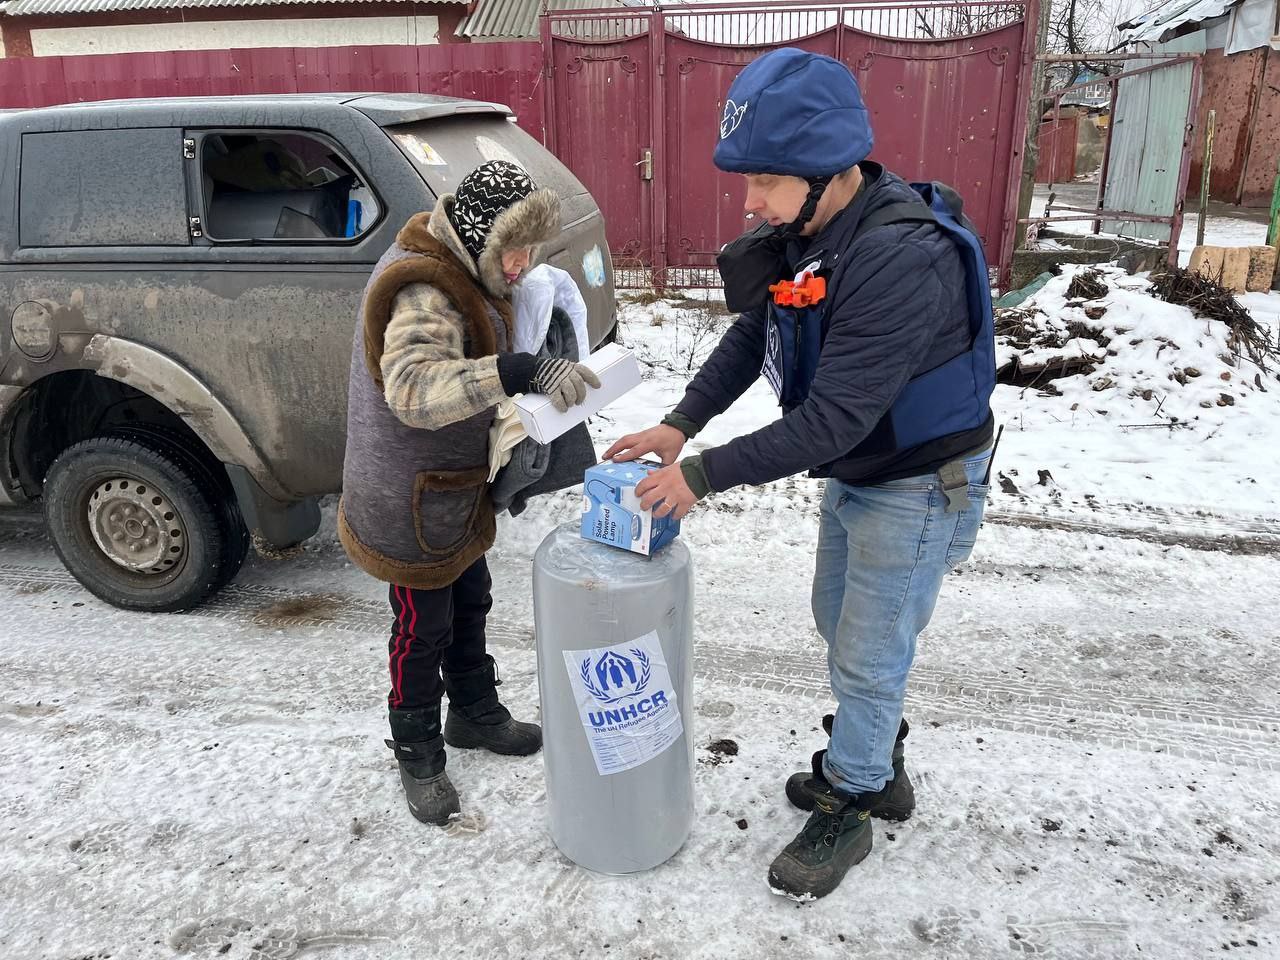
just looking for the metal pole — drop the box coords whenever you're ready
[1196,109,1215,248]
[1093,77,1119,234]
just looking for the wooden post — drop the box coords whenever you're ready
[1197,109,1215,248]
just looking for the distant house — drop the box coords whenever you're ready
[1119,0,1280,206]
[0,0,473,58]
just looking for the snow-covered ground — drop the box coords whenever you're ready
[990,268,1280,529]
[2,284,1278,959]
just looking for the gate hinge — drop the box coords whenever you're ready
[189,216,203,238]
[183,138,196,160]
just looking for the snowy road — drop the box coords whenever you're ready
[2,488,1277,960]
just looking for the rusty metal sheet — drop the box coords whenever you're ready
[1240,47,1280,207]
[1188,47,1265,202]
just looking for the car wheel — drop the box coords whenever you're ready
[105,425,251,590]
[43,434,235,612]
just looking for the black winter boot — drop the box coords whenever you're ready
[387,706,460,826]
[767,786,874,901]
[785,716,914,821]
[442,656,542,756]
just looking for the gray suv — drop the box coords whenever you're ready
[0,93,615,612]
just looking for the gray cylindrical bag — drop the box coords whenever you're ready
[532,522,694,874]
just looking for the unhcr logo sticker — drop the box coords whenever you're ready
[563,631,683,776]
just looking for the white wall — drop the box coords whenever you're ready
[29,15,440,57]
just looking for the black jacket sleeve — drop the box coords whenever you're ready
[699,235,949,492]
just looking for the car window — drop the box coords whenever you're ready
[197,130,381,243]
[19,128,189,247]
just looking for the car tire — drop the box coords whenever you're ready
[43,434,240,612]
[104,425,252,591]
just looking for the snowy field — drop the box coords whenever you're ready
[1,276,1278,959]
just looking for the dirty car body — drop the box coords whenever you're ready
[0,93,615,611]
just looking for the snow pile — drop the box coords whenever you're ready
[997,266,1275,423]
[990,266,1280,520]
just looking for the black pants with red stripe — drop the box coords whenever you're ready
[387,556,493,710]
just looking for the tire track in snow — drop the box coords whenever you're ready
[0,563,1274,771]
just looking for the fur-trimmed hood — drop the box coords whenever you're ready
[427,190,560,299]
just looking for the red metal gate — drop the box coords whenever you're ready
[542,1,1038,288]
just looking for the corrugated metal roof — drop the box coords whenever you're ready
[1118,0,1238,43]
[458,0,633,40]
[1,0,465,16]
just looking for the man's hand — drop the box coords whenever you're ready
[635,463,698,520]
[603,424,686,466]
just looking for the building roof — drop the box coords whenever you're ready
[458,0,636,40]
[0,0,465,16]
[1117,0,1238,43]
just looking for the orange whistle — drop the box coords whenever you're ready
[769,272,826,308]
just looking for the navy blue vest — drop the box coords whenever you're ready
[762,181,996,456]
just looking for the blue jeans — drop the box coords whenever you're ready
[811,448,991,796]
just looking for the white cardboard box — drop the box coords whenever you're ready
[514,344,641,444]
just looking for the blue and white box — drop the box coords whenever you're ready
[581,461,681,556]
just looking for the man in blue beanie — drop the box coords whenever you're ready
[606,47,996,900]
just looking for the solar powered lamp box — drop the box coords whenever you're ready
[514,344,642,444]
[580,460,681,556]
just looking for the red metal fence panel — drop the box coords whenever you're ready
[1035,115,1079,183]
[0,42,545,138]
[544,2,1037,287]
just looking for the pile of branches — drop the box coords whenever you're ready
[994,307,1108,388]
[1150,267,1277,372]
[1066,268,1108,301]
